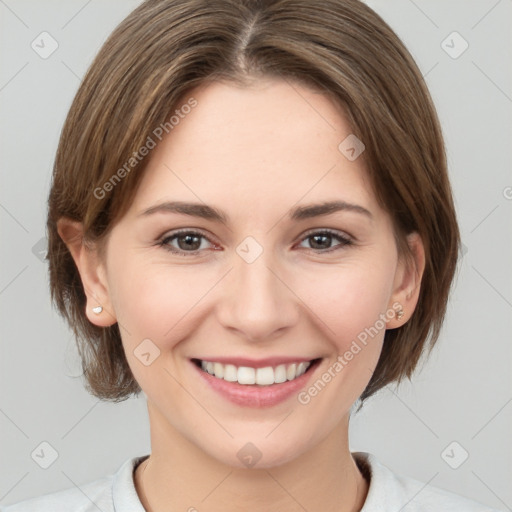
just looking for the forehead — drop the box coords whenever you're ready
[128,78,378,221]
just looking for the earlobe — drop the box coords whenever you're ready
[387,232,425,329]
[56,217,117,327]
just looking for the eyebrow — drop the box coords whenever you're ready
[138,200,373,223]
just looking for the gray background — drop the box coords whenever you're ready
[0,0,511,509]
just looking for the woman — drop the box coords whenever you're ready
[2,0,503,510]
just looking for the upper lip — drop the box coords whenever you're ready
[191,356,319,369]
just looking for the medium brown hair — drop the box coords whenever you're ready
[47,0,460,405]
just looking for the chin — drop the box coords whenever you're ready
[202,430,313,470]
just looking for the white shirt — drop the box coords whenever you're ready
[0,452,503,511]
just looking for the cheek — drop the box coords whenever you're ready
[110,261,205,346]
[295,256,396,348]
[290,258,396,418]
[109,245,396,351]
[107,261,210,401]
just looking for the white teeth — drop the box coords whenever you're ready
[286,363,297,381]
[274,364,287,383]
[256,366,274,386]
[223,364,238,382]
[237,366,256,385]
[213,362,224,378]
[197,359,313,385]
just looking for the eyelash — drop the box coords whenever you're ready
[157,228,353,257]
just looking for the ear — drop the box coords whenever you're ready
[386,232,425,329]
[57,217,117,327]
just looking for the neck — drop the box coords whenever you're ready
[135,403,369,512]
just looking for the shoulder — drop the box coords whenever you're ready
[0,455,148,512]
[0,475,113,512]
[352,451,504,512]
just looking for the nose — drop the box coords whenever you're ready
[216,244,300,343]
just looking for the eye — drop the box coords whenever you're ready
[158,229,216,256]
[297,229,353,252]
[158,228,353,257]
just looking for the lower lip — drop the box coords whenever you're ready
[191,359,321,408]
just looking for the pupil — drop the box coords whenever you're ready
[311,234,330,249]
[180,234,200,250]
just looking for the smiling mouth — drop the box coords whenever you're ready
[192,358,321,386]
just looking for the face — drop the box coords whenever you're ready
[83,78,416,468]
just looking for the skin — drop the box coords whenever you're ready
[58,78,425,512]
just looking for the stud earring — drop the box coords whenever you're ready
[396,308,404,320]
[92,306,103,314]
